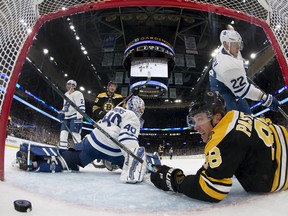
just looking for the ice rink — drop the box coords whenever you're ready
[1,145,288,216]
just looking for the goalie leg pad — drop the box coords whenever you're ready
[120,147,147,183]
[16,144,64,172]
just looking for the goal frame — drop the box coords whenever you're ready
[1,0,287,180]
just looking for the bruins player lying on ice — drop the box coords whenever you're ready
[150,91,288,202]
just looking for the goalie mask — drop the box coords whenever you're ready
[186,92,225,128]
[220,30,243,51]
[126,96,145,118]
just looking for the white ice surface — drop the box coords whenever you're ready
[1,146,288,216]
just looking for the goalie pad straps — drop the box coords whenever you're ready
[120,147,147,183]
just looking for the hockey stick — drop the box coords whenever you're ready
[34,66,144,163]
[247,77,288,121]
[116,72,151,107]
[60,119,105,169]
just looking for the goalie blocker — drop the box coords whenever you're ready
[14,143,161,183]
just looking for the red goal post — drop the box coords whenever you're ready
[0,0,287,180]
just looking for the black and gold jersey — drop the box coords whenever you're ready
[92,92,124,121]
[158,145,165,154]
[178,110,288,202]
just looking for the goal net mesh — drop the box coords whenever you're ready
[0,0,287,180]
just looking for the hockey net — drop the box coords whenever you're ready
[0,0,287,180]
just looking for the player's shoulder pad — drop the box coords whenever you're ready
[113,93,123,98]
[97,92,108,98]
[124,109,140,125]
[74,90,84,96]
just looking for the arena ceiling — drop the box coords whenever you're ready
[18,6,281,111]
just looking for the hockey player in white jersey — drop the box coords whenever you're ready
[15,96,160,183]
[209,29,279,114]
[58,80,85,147]
[60,95,155,183]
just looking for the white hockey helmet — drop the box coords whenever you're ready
[126,96,145,118]
[66,80,77,88]
[220,30,242,44]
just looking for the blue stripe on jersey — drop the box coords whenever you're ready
[239,83,251,98]
[119,137,137,143]
[234,86,245,94]
[90,132,121,153]
[66,113,77,118]
[119,132,137,138]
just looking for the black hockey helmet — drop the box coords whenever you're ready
[187,91,225,127]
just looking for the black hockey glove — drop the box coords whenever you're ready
[150,165,185,192]
[132,87,140,96]
[92,109,106,122]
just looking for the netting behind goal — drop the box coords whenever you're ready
[0,0,288,180]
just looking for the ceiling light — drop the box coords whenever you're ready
[88,90,91,94]
[105,15,117,22]
[250,53,256,59]
[211,48,220,57]
[75,36,80,40]
[168,15,179,22]
[49,56,54,61]
[79,86,85,91]
[136,13,148,21]
[64,74,68,77]
[121,14,133,21]
[43,49,48,54]
[183,16,194,24]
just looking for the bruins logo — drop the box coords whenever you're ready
[103,102,114,112]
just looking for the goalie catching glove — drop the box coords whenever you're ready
[150,165,185,192]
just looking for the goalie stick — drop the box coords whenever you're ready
[33,64,144,163]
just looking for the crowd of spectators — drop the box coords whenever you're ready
[6,92,287,157]
[6,99,205,156]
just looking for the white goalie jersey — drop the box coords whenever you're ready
[62,90,85,119]
[211,47,263,101]
[86,107,141,157]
